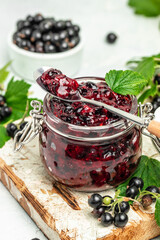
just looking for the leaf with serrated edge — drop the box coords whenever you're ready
[135,57,155,82]
[105,70,147,95]
[0,125,10,148]
[128,0,160,17]
[117,155,160,196]
[155,198,160,227]
[2,78,31,124]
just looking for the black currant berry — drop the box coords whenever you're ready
[26,15,34,23]
[146,186,159,202]
[100,212,113,227]
[35,41,44,53]
[30,30,42,42]
[50,33,60,45]
[88,193,102,209]
[154,74,160,85]
[114,201,130,214]
[44,43,56,53]
[55,20,65,31]
[20,28,32,39]
[19,39,31,50]
[0,95,6,106]
[58,41,69,52]
[67,27,75,37]
[146,186,159,194]
[129,177,144,190]
[31,238,40,240]
[23,20,30,28]
[34,13,44,23]
[0,106,12,118]
[106,33,117,44]
[39,19,54,33]
[126,186,139,199]
[20,121,28,130]
[65,20,72,28]
[17,20,24,31]
[59,30,68,41]
[73,25,80,34]
[42,32,53,42]
[142,195,153,208]
[92,206,107,218]
[114,213,128,228]
[69,36,80,48]
[6,123,18,138]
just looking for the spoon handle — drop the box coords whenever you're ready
[147,120,160,138]
[81,97,145,127]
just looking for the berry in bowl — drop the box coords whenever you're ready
[8,13,83,81]
[37,69,142,192]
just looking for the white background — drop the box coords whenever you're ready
[0,0,160,239]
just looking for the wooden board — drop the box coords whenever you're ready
[0,135,160,240]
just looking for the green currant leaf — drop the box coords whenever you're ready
[138,82,158,103]
[155,198,160,227]
[135,57,155,82]
[117,155,160,196]
[0,125,10,148]
[128,0,160,17]
[105,70,147,95]
[2,77,31,123]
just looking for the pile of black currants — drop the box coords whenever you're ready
[0,95,12,122]
[13,13,80,53]
[88,177,160,228]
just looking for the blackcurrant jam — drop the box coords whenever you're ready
[39,77,142,191]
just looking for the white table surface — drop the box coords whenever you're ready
[0,0,160,239]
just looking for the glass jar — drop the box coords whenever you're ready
[39,77,142,192]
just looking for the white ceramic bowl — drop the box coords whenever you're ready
[8,33,84,82]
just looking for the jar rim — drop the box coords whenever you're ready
[43,76,138,132]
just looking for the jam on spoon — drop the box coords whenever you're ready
[37,68,133,126]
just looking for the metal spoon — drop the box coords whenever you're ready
[34,67,160,140]
[34,67,146,127]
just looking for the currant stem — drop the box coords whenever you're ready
[17,100,29,127]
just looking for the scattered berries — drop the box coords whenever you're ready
[114,201,130,214]
[129,177,144,190]
[106,33,117,44]
[0,96,12,122]
[92,206,107,218]
[13,13,81,53]
[114,213,128,228]
[126,186,139,199]
[100,212,113,227]
[88,194,103,209]
[6,123,18,138]
[146,186,160,202]
[142,195,153,208]
[88,178,159,229]
[7,121,28,140]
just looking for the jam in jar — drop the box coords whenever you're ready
[39,73,142,191]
